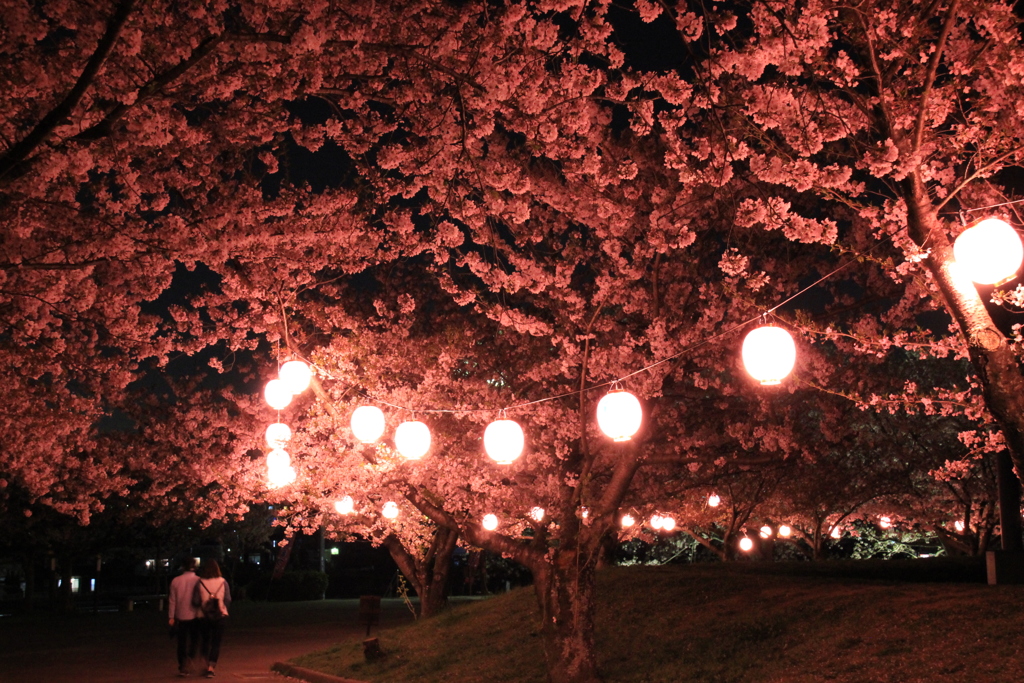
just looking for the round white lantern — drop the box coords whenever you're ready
[760,525,773,539]
[266,448,291,470]
[621,514,636,528]
[279,360,313,394]
[394,420,431,460]
[335,496,354,515]
[879,515,892,529]
[739,537,754,552]
[742,325,796,385]
[264,379,293,410]
[650,515,664,530]
[267,463,296,489]
[778,524,792,538]
[830,526,842,539]
[382,501,399,519]
[954,520,965,532]
[265,422,292,449]
[661,516,676,532]
[954,217,1023,285]
[708,493,721,508]
[482,513,499,531]
[351,405,386,444]
[596,388,643,442]
[530,507,546,522]
[484,418,525,464]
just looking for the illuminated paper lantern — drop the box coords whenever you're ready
[267,463,296,488]
[265,422,292,449]
[335,496,354,515]
[650,515,664,530]
[596,389,643,442]
[954,520,965,532]
[778,525,792,538]
[742,325,796,385]
[661,516,676,532]
[708,493,721,508]
[482,513,499,531]
[394,420,431,460]
[530,507,545,522]
[879,516,892,529]
[264,379,293,410]
[954,217,1023,285]
[266,448,290,470]
[279,360,313,394]
[621,514,636,528]
[830,526,842,539]
[351,405,386,443]
[760,525,773,539]
[739,537,754,552]
[382,501,399,519]
[484,418,525,464]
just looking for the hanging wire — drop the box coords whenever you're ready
[292,230,907,416]
[963,197,1024,212]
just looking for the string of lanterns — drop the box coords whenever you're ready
[260,214,1023,525]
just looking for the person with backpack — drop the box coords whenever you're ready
[191,559,231,678]
[168,558,202,677]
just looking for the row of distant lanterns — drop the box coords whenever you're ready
[260,217,1022,491]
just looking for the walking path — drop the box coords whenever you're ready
[0,599,414,682]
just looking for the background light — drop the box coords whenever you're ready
[739,537,754,552]
[351,405,386,443]
[760,525,773,539]
[267,464,296,488]
[708,493,721,507]
[484,418,525,464]
[530,507,545,522]
[778,525,792,538]
[335,496,354,514]
[394,420,431,460]
[382,501,399,519]
[482,513,499,531]
[265,423,292,449]
[264,379,293,410]
[650,515,664,530]
[621,514,635,528]
[266,448,290,470]
[954,217,1023,285]
[742,325,796,385]
[661,516,676,532]
[830,526,842,539]
[954,520,965,532]
[879,516,892,529]
[279,360,313,394]
[596,389,643,441]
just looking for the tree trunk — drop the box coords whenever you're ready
[996,452,1023,550]
[533,556,601,683]
[383,526,457,619]
[904,178,1024,503]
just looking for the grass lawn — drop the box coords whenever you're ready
[291,558,1024,682]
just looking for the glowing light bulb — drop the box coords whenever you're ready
[661,516,676,532]
[954,217,1023,285]
[760,525,773,539]
[621,514,636,528]
[279,360,313,394]
[382,501,399,519]
[264,379,293,410]
[265,422,292,449]
[394,420,431,460]
[351,406,386,443]
[530,507,545,522]
[335,496,354,515]
[484,418,525,464]
[739,537,754,552]
[778,525,792,538]
[482,513,499,531]
[708,493,721,508]
[596,389,643,442]
[742,325,796,385]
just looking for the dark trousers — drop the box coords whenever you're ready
[199,618,226,664]
[176,619,201,669]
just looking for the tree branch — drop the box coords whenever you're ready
[912,0,959,154]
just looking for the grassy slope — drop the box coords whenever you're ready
[292,559,1024,682]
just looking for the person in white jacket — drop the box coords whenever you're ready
[192,559,231,678]
[167,558,202,676]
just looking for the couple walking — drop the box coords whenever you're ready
[168,558,232,677]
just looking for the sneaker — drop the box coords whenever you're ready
[203,671,215,678]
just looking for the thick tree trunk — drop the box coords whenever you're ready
[904,178,1024,525]
[996,452,1023,550]
[533,557,601,683]
[383,526,457,619]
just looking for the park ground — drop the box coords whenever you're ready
[292,559,1024,683]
